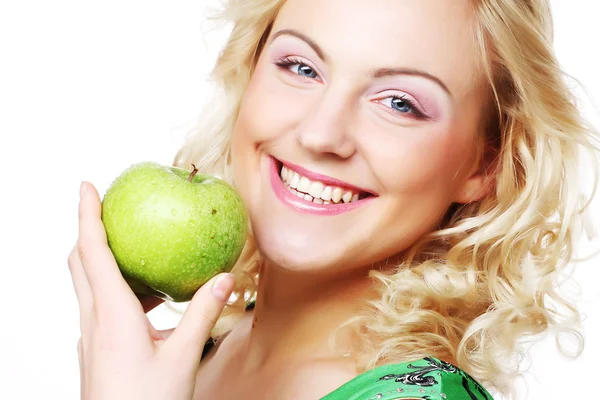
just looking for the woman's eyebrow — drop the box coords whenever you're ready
[269,29,329,62]
[269,29,451,98]
[372,67,453,98]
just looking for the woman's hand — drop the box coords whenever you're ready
[68,181,235,400]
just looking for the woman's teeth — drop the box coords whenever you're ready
[280,165,362,204]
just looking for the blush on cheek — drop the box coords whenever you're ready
[240,70,313,143]
[379,131,456,190]
[375,138,472,212]
[237,77,278,142]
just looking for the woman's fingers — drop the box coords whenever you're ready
[75,180,235,379]
[77,181,137,312]
[162,273,235,362]
[67,242,93,318]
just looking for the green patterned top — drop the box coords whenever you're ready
[321,357,494,400]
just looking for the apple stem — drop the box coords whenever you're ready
[188,164,199,182]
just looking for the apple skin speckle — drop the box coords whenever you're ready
[101,161,247,302]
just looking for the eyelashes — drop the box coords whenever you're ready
[379,95,427,120]
[274,56,319,80]
[273,56,430,120]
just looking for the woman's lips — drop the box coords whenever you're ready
[268,156,375,215]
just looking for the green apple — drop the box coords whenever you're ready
[101,161,247,302]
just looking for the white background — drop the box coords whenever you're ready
[0,1,599,399]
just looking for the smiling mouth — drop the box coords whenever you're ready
[274,159,375,205]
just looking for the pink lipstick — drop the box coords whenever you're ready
[268,156,375,215]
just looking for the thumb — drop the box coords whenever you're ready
[162,273,236,362]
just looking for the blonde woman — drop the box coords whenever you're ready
[68,0,598,398]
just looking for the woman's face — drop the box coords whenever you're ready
[231,0,490,273]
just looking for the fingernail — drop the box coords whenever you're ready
[211,273,235,302]
[79,181,88,199]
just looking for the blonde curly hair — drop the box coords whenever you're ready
[173,0,599,396]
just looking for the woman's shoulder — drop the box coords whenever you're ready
[321,356,494,400]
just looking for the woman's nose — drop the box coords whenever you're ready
[295,95,356,159]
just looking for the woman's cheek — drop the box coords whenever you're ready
[240,68,312,142]
[371,126,457,192]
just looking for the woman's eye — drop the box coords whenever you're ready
[379,95,427,119]
[381,96,413,114]
[275,57,320,80]
[290,63,318,79]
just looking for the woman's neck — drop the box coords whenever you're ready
[235,260,377,376]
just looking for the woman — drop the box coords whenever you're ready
[68,0,598,398]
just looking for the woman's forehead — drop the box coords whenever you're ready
[270,0,484,98]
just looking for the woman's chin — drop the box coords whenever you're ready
[259,247,376,282]
[250,220,371,275]
[256,241,344,274]
[264,250,330,272]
